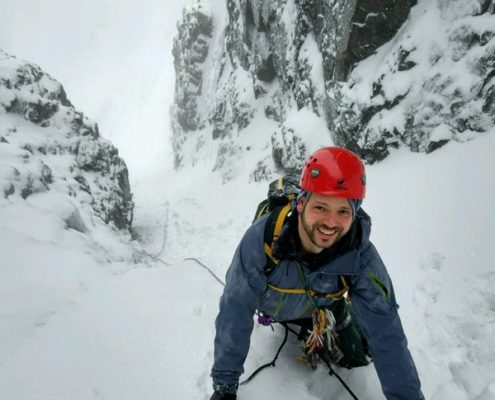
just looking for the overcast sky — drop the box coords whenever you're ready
[0,1,188,178]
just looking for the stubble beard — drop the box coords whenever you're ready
[300,215,345,251]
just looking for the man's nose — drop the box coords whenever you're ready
[323,211,340,227]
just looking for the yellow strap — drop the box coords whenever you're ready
[262,202,292,266]
[264,243,279,264]
[267,277,349,300]
[273,203,291,241]
[263,196,296,261]
[267,283,306,294]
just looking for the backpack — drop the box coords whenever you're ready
[252,174,300,275]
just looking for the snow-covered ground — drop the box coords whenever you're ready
[1,1,495,399]
[2,130,495,399]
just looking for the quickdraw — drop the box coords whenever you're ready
[305,308,343,364]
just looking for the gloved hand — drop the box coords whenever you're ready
[210,383,238,400]
[209,391,237,400]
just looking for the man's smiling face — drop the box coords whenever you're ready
[296,192,353,254]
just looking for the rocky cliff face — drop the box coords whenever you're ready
[0,50,134,231]
[171,6,214,168]
[171,0,494,180]
[334,0,495,162]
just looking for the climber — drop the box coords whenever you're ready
[210,146,424,400]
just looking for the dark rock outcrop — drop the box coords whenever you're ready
[336,0,417,80]
[0,50,134,230]
[334,2,495,162]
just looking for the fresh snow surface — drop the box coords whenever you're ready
[1,131,495,400]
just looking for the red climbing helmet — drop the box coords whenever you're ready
[299,147,366,199]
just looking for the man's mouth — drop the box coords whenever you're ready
[317,226,338,236]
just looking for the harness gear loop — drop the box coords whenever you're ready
[304,308,344,366]
[306,309,328,354]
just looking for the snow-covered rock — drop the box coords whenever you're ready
[171,0,495,179]
[171,5,214,168]
[170,0,416,180]
[335,0,495,162]
[0,50,134,230]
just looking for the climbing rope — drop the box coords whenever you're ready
[239,321,362,400]
[321,355,361,400]
[152,201,170,258]
[239,323,290,386]
[184,257,226,287]
[133,248,171,266]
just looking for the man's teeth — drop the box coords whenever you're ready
[318,227,336,235]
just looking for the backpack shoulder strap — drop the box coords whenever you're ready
[262,203,292,275]
[252,199,270,223]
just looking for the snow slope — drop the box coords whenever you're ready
[2,130,494,399]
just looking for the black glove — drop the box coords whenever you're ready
[209,391,237,400]
[210,383,238,400]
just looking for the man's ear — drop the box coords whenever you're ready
[296,197,305,213]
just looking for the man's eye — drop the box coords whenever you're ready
[339,209,351,216]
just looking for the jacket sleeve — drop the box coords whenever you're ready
[211,220,268,386]
[350,242,424,400]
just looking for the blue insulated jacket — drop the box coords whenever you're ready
[212,209,424,400]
